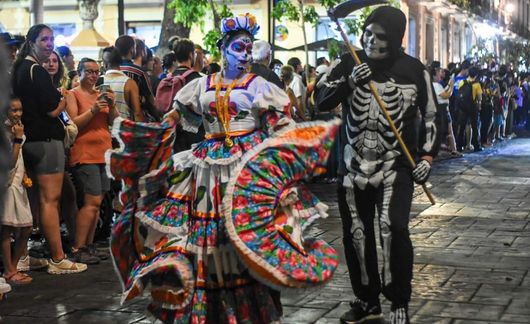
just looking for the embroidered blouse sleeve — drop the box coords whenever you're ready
[251,78,290,113]
[251,77,293,134]
[174,76,205,133]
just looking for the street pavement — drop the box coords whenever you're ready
[1,138,529,324]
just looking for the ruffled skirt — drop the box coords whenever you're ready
[106,118,340,323]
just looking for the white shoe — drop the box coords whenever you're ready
[47,257,87,275]
[17,255,49,272]
[0,278,11,294]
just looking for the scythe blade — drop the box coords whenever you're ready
[328,0,388,21]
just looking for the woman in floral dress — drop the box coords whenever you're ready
[107,14,340,323]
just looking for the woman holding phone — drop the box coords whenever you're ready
[66,58,119,265]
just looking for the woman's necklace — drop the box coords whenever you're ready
[214,72,241,147]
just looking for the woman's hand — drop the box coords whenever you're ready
[12,122,24,139]
[91,99,109,115]
[163,109,180,126]
[105,89,116,107]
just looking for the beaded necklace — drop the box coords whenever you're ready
[214,72,241,147]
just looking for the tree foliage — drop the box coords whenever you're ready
[168,0,208,28]
[168,0,233,59]
[272,0,339,27]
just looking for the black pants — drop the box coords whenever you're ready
[338,170,413,307]
[456,108,480,149]
[480,105,493,144]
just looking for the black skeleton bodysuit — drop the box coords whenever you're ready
[316,50,439,309]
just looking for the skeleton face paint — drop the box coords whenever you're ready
[362,23,389,60]
[224,34,253,71]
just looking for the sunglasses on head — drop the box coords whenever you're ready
[230,40,253,54]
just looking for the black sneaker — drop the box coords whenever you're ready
[340,299,383,324]
[87,244,109,260]
[71,247,100,265]
[389,306,410,324]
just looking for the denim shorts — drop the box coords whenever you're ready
[72,164,110,196]
[23,140,65,175]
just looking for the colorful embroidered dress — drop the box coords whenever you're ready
[107,73,340,323]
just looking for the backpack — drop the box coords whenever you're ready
[155,69,195,113]
[457,80,475,111]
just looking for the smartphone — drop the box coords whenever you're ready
[59,111,71,124]
[98,84,110,93]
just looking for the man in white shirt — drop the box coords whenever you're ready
[287,57,306,120]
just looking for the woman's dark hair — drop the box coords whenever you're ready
[162,52,177,70]
[77,57,97,75]
[101,45,114,57]
[173,39,194,63]
[269,58,283,70]
[12,24,53,78]
[48,50,65,88]
[208,62,221,75]
[134,38,146,60]
[107,47,123,69]
[301,65,315,87]
[114,35,135,58]
[287,57,302,71]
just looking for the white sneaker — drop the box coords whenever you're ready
[17,255,49,272]
[47,257,87,275]
[0,278,11,295]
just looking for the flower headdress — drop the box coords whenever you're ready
[217,13,260,48]
[221,13,260,37]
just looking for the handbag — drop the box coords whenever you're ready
[30,63,78,148]
[58,114,78,148]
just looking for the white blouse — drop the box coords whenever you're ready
[175,73,290,135]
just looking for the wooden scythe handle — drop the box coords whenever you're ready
[333,20,436,205]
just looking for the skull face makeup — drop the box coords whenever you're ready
[362,23,389,60]
[224,34,253,71]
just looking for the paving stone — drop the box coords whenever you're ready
[56,310,146,324]
[281,307,329,323]
[0,316,52,324]
[505,297,530,315]
[448,269,525,286]
[469,294,512,306]
[409,315,452,324]
[416,300,504,321]
[499,313,530,323]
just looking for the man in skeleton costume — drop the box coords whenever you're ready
[316,6,439,324]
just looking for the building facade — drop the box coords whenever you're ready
[1,0,529,67]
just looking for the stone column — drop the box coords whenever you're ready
[78,0,100,30]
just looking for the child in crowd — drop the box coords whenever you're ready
[1,96,35,285]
